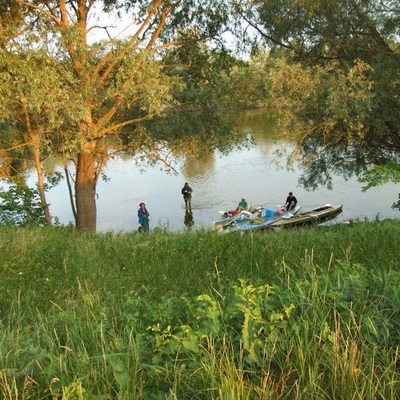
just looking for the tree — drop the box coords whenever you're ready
[0,179,48,226]
[0,50,76,225]
[0,0,237,232]
[232,0,400,190]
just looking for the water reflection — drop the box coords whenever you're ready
[237,109,277,145]
[181,152,215,180]
[184,210,195,230]
[180,110,281,184]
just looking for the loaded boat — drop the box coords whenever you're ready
[269,204,343,228]
[211,207,261,231]
[218,205,301,233]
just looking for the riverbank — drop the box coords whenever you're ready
[1,220,399,398]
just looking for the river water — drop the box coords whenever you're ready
[36,110,400,232]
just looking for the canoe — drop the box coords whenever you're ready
[221,205,301,233]
[269,204,343,228]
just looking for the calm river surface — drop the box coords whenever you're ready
[38,110,399,232]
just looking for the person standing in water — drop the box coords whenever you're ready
[181,182,193,211]
[138,202,150,232]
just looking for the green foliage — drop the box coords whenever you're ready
[139,46,254,160]
[0,181,47,226]
[359,161,400,211]
[236,0,399,60]
[233,0,400,191]
[0,123,32,178]
[358,160,400,190]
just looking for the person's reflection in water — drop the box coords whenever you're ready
[184,210,195,230]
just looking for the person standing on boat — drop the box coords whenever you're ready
[181,182,193,211]
[138,202,150,233]
[284,192,298,211]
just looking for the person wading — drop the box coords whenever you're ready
[181,182,193,211]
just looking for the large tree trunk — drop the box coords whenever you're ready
[75,147,97,232]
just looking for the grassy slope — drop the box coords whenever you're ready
[0,221,399,399]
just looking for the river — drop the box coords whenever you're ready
[33,110,398,232]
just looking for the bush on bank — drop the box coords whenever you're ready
[0,221,399,399]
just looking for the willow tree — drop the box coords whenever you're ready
[0,0,235,232]
[0,49,77,225]
[0,0,58,224]
[232,0,400,191]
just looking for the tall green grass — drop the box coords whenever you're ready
[0,220,399,399]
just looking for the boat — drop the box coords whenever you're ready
[269,204,343,228]
[221,205,301,233]
[211,207,261,231]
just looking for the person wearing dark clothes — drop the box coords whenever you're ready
[138,202,150,232]
[181,182,193,210]
[284,192,298,211]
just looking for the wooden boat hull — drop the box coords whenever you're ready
[269,204,343,228]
